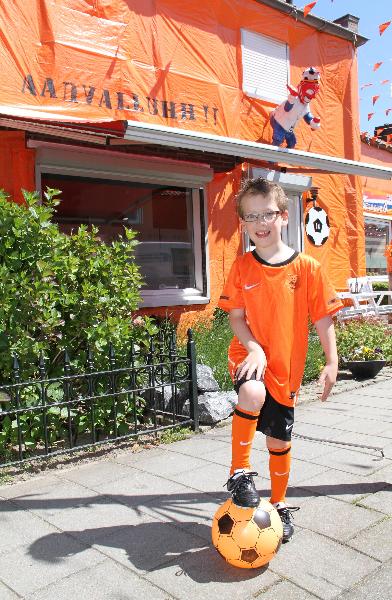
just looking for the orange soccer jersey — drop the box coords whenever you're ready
[218,250,343,407]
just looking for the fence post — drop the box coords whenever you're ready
[12,355,24,461]
[187,328,199,431]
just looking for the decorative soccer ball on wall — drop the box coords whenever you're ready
[211,498,283,569]
[305,206,330,246]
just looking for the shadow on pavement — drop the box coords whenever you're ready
[28,522,267,583]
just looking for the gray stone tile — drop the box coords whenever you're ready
[357,487,392,515]
[92,467,202,509]
[291,437,338,461]
[307,446,387,476]
[293,495,383,541]
[4,479,102,521]
[54,459,138,489]
[296,467,387,504]
[90,519,210,575]
[163,435,230,458]
[167,462,230,496]
[0,499,59,554]
[30,495,144,535]
[295,406,349,427]
[270,529,379,599]
[143,545,280,600]
[287,458,330,485]
[0,474,61,500]
[26,558,171,600]
[347,517,392,561]
[0,583,19,600]
[336,560,392,600]
[257,580,320,599]
[114,447,210,476]
[293,422,347,443]
[136,494,222,542]
[0,535,104,597]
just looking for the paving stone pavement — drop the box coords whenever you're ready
[0,379,391,599]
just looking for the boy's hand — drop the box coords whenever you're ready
[317,363,338,401]
[237,347,267,382]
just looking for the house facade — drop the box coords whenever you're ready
[1,0,392,331]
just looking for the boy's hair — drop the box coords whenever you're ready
[236,177,288,217]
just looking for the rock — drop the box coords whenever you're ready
[196,364,220,392]
[182,390,237,424]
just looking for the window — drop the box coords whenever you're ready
[33,143,212,307]
[241,29,289,104]
[365,218,391,275]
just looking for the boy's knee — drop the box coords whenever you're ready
[237,380,266,412]
[266,436,291,451]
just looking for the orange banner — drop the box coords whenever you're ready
[0,0,359,148]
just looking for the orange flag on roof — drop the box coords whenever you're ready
[368,112,374,121]
[386,108,392,116]
[381,79,390,85]
[303,2,317,17]
[373,62,383,71]
[372,95,380,105]
[379,21,391,36]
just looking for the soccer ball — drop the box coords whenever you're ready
[211,498,283,569]
[302,66,320,82]
[305,206,330,246]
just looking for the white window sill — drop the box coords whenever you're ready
[140,291,210,307]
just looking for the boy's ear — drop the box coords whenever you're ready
[281,210,289,225]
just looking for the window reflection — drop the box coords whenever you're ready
[42,174,196,290]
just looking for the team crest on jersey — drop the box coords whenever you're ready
[285,274,298,291]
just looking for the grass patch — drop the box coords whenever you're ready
[193,309,233,390]
[159,427,192,444]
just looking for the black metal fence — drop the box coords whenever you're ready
[0,328,199,468]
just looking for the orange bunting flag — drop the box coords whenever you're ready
[379,21,391,36]
[386,108,392,116]
[381,79,390,85]
[367,112,374,121]
[360,83,373,89]
[303,2,317,17]
[373,62,383,71]
[372,95,380,105]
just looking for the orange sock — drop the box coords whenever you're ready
[269,446,291,504]
[230,407,260,475]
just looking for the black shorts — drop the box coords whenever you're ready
[234,373,294,442]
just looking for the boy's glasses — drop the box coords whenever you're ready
[242,211,282,224]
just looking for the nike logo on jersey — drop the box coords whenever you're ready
[286,424,293,431]
[244,283,260,290]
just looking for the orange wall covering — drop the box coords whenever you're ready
[0,0,368,330]
[0,131,35,204]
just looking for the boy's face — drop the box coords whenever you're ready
[239,192,288,250]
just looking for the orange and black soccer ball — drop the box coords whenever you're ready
[212,498,283,569]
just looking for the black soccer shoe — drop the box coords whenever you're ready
[276,505,300,542]
[226,471,260,508]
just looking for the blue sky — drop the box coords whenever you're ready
[310,0,391,133]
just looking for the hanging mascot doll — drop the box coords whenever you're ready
[270,66,321,148]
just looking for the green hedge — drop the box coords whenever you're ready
[0,188,156,382]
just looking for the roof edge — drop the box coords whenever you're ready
[254,0,368,47]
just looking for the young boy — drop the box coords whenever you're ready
[218,177,343,542]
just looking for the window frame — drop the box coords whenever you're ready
[240,28,290,105]
[30,141,211,307]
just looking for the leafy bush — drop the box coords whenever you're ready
[0,187,157,381]
[335,317,392,366]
